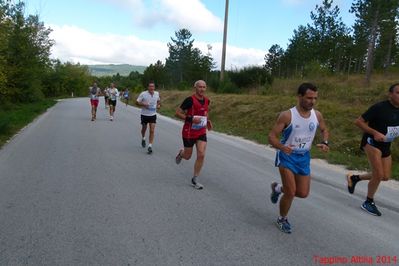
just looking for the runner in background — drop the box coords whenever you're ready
[136,81,160,154]
[89,82,101,121]
[123,88,130,106]
[346,83,399,216]
[175,80,212,190]
[108,83,119,121]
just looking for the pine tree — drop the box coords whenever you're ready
[351,0,399,84]
[165,29,214,88]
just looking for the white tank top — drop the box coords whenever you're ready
[281,107,319,154]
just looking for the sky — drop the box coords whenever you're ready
[24,0,356,69]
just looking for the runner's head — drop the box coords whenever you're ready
[148,81,155,94]
[388,83,399,107]
[194,80,206,98]
[297,83,318,111]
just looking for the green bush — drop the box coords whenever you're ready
[302,60,330,78]
[229,66,273,89]
[0,116,10,134]
[217,79,240,94]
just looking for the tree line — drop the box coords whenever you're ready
[143,28,272,93]
[0,0,94,105]
[146,0,399,91]
[265,0,399,84]
[2,0,399,106]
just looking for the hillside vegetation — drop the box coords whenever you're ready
[133,75,399,179]
[87,64,146,77]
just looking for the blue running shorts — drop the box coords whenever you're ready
[275,150,311,176]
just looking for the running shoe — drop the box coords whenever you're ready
[175,149,183,164]
[191,177,203,190]
[346,173,360,194]
[141,139,146,148]
[276,217,292,234]
[361,201,382,216]
[147,146,153,154]
[270,182,281,204]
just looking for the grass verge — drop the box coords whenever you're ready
[0,99,57,148]
[131,81,399,180]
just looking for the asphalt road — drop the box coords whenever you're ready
[0,97,398,266]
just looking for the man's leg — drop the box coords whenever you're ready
[93,106,97,120]
[147,123,156,153]
[91,105,95,120]
[191,140,207,189]
[360,144,390,216]
[141,122,147,148]
[278,167,297,218]
[176,139,194,164]
[194,140,207,177]
[274,167,306,234]
[94,101,99,119]
[180,147,193,160]
[381,156,392,181]
[148,123,156,145]
[141,123,147,139]
[363,144,386,199]
[294,174,311,198]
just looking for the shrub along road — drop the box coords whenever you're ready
[0,98,398,265]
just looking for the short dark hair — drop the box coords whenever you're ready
[297,82,317,96]
[389,83,399,93]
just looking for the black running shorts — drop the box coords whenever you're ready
[183,134,207,148]
[109,100,117,106]
[141,115,157,125]
[361,135,391,158]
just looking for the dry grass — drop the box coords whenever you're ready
[131,75,399,179]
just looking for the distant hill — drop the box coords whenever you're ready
[87,64,146,77]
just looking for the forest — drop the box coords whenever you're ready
[0,0,398,101]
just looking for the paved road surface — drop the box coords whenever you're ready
[0,98,398,265]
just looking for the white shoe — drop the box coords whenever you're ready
[191,177,203,190]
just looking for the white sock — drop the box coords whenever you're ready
[142,137,145,140]
[148,143,152,147]
[275,183,282,193]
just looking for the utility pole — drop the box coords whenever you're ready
[220,0,229,81]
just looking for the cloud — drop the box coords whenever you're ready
[154,0,223,32]
[100,0,223,33]
[49,25,168,65]
[196,42,265,70]
[49,25,265,69]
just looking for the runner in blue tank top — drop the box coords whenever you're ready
[268,83,329,234]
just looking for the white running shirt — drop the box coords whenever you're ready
[137,91,160,116]
[109,88,119,101]
[281,107,319,154]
